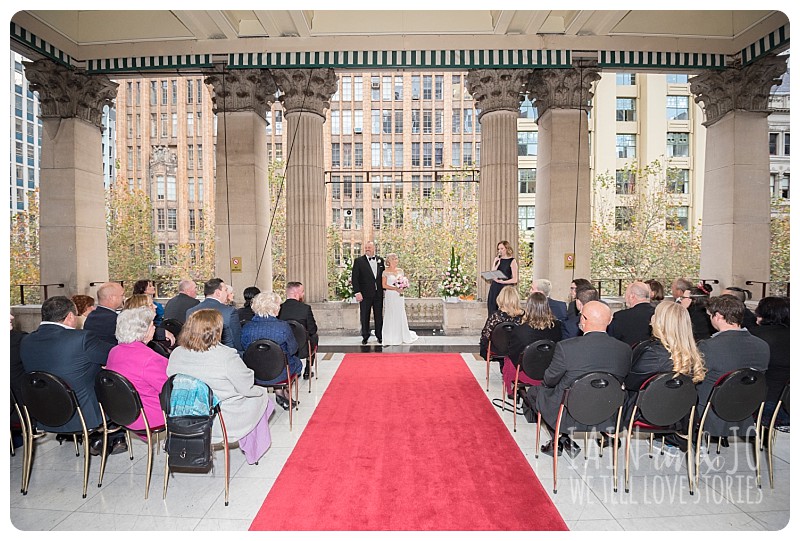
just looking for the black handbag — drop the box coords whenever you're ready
[165,414,214,470]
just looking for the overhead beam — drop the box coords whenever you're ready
[522,11,551,35]
[254,11,282,38]
[172,10,216,40]
[564,10,596,36]
[206,10,239,40]
[288,10,311,38]
[493,10,515,35]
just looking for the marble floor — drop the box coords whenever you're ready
[8,342,791,532]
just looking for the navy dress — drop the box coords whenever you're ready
[487,257,514,316]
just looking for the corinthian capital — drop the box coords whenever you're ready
[466,69,532,121]
[272,68,338,117]
[23,59,117,128]
[204,68,277,118]
[526,64,601,118]
[690,54,788,126]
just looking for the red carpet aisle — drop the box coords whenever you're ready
[250,353,568,531]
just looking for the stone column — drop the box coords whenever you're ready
[527,64,600,301]
[24,59,117,298]
[205,69,276,294]
[467,69,531,301]
[690,54,787,298]
[272,69,338,302]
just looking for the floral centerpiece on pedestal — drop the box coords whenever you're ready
[440,247,470,301]
[335,258,355,301]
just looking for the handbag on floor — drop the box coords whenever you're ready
[161,374,219,470]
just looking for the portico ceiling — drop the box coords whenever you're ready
[11,9,789,71]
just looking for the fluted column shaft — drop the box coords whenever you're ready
[690,54,788,298]
[23,59,117,297]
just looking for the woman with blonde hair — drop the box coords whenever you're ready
[479,285,524,362]
[124,294,175,349]
[167,309,274,465]
[486,240,519,316]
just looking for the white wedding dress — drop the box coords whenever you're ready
[382,271,418,346]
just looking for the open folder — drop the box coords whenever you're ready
[481,270,508,281]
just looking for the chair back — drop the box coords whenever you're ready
[20,372,79,428]
[520,339,556,380]
[488,322,516,357]
[780,383,790,414]
[286,320,309,354]
[635,372,697,427]
[147,340,171,358]
[709,368,768,422]
[563,372,624,426]
[243,339,287,382]
[95,369,144,427]
[160,318,183,337]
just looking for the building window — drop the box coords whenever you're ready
[372,208,381,229]
[412,142,420,167]
[187,79,193,103]
[435,75,443,100]
[343,208,353,230]
[519,168,536,194]
[382,110,392,134]
[518,131,538,156]
[667,169,690,194]
[423,110,432,134]
[274,110,282,135]
[188,145,194,169]
[161,114,168,137]
[666,74,689,84]
[382,76,392,101]
[172,113,177,137]
[667,206,690,230]
[343,143,352,168]
[411,109,420,134]
[198,177,204,200]
[354,110,363,133]
[187,112,193,134]
[331,143,341,167]
[411,75,420,99]
[157,208,165,230]
[150,81,157,105]
[768,133,779,155]
[394,76,403,100]
[784,133,790,155]
[435,109,444,134]
[616,73,636,85]
[342,76,352,100]
[150,114,157,137]
[331,111,340,135]
[354,76,363,101]
[616,134,637,158]
[372,110,380,134]
[615,98,636,122]
[615,206,633,230]
[519,206,535,230]
[381,143,392,168]
[167,208,177,230]
[167,176,176,201]
[371,143,380,168]
[451,143,461,167]
[171,80,177,105]
[667,132,689,157]
[158,244,167,266]
[423,75,432,99]
[452,75,462,99]
[127,114,133,138]
[371,76,380,101]
[615,170,636,194]
[393,110,403,134]
[435,142,443,167]
[667,95,690,120]
[395,143,404,168]
[463,143,473,166]
[464,109,473,133]
[197,79,203,104]
[519,97,538,120]
[354,143,363,167]
[342,110,352,135]
[452,108,461,134]
[331,176,341,200]
[332,208,341,227]
[423,142,432,167]
[343,176,353,199]
[161,80,168,104]
[188,178,194,202]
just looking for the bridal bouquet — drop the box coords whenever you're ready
[395,276,410,291]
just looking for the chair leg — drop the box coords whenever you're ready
[485,357,490,392]
[612,409,622,493]
[553,408,564,494]
[624,412,636,494]
[535,412,542,459]
[72,434,79,456]
[686,407,695,495]
[126,430,134,460]
[144,428,153,500]
[288,383,293,432]
[584,432,589,460]
[80,429,90,499]
[648,433,654,458]
[97,409,110,488]
[512,374,519,432]
[755,403,765,489]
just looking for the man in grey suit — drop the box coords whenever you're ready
[696,295,770,438]
[186,278,243,355]
[526,301,631,458]
[163,279,200,324]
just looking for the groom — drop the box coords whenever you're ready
[352,241,384,345]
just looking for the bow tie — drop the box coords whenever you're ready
[368,257,376,261]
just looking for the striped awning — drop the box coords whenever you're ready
[86,55,214,74]
[599,50,728,70]
[741,24,789,66]
[10,22,72,67]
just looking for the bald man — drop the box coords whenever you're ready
[525,301,631,458]
[608,281,656,347]
[83,281,125,346]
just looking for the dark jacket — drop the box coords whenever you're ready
[351,254,385,299]
[20,324,113,432]
[625,338,674,391]
[10,330,27,402]
[278,298,319,358]
[749,324,790,405]
[608,302,655,347]
[561,315,582,340]
[479,310,524,360]
[688,305,714,342]
[83,305,119,346]
[548,298,568,322]
[163,292,200,324]
[241,315,303,384]
[186,298,243,355]
[508,321,562,367]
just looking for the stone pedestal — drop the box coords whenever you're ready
[467,69,531,300]
[273,69,338,302]
[691,55,787,298]
[206,69,277,294]
[527,65,600,300]
[24,59,117,297]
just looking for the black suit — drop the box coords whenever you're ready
[278,298,319,358]
[20,323,113,432]
[750,324,790,405]
[164,292,200,324]
[548,298,568,322]
[608,302,655,347]
[10,330,27,402]
[352,254,385,341]
[528,331,631,433]
[83,305,119,346]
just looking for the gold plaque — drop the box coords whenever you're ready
[230,257,242,272]
[564,253,575,269]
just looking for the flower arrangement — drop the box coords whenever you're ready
[440,247,470,298]
[335,258,355,300]
[395,276,410,292]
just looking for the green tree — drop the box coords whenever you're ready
[153,203,216,296]
[106,181,157,294]
[591,159,701,283]
[516,235,533,295]
[9,190,40,304]
[769,198,790,296]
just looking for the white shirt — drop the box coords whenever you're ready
[369,256,378,278]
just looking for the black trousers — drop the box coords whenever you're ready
[359,294,384,341]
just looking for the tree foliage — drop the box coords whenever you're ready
[769,198,790,296]
[106,182,157,295]
[9,190,40,304]
[590,159,701,283]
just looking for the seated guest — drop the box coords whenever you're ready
[608,281,655,347]
[562,285,599,340]
[566,278,593,318]
[238,286,261,326]
[678,286,714,341]
[84,281,125,346]
[71,295,96,330]
[105,307,169,433]
[479,286,525,362]
[722,286,757,330]
[504,292,562,397]
[10,314,27,407]
[645,279,665,306]
[525,301,631,458]
[167,309,274,465]
[123,294,175,349]
[163,279,199,324]
[187,278,243,355]
[670,277,693,301]
[530,278,567,322]
[241,292,303,410]
[696,295,770,438]
[224,284,236,307]
[132,279,164,325]
[278,281,319,380]
[750,296,790,428]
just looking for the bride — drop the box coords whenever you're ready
[381,253,418,346]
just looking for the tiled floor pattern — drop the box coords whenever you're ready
[9,347,790,531]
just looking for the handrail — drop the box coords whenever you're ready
[746,280,790,298]
[16,283,65,305]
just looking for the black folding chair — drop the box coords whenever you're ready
[765,382,789,488]
[20,372,96,498]
[486,321,516,392]
[695,368,768,488]
[624,372,698,495]
[147,340,172,358]
[536,371,624,494]
[511,339,555,432]
[286,320,316,393]
[95,369,166,498]
[160,318,183,339]
[243,339,299,430]
[10,388,32,494]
